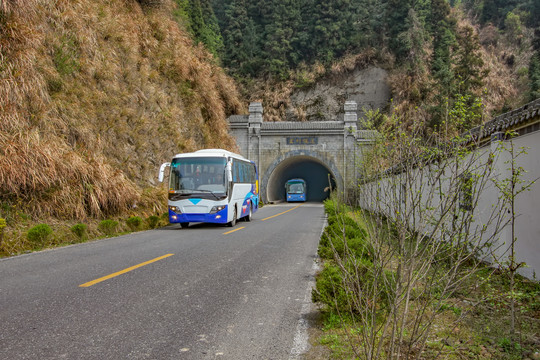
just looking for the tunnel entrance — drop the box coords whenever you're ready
[266,155,337,203]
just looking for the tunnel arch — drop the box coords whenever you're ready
[261,151,342,203]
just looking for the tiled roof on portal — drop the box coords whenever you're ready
[228,115,249,123]
[261,121,344,130]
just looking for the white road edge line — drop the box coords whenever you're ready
[289,216,327,359]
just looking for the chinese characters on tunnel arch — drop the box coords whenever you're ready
[286,137,318,145]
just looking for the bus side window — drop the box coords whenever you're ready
[239,162,245,183]
[233,161,239,182]
[250,165,255,184]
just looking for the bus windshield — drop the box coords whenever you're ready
[287,182,305,194]
[169,157,227,200]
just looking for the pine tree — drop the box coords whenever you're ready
[397,7,428,72]
[221,0,263,77]
[386,0,414,60]
[453,25,488,129]
[198,0,224,57]
[173,0,223,58]
[262,0,302,78]
[454,25,488,96]
[211,0,232,29]
[529,29,540,101]
[429,0,457,129]
[306,0,358,64]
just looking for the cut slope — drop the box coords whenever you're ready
[0,0,243,219]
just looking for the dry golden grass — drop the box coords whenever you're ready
[0,0,243,221]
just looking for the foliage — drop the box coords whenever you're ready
[98,219,118,236]
[173,0,223,58]
[313,262,354,313]
[454,25,488,97]
[0,218,6,244]
[461,0,538,28]
[146,215,160,229]
[491,131,537,339]
[214,0,386,79]
[136,0,166,7]
[530,29,540,101]
[208,0,530,135]
[318,209,370,261]
[311,105,522,359]
[70,223,88,240]
[126,216,142,231]
[27,224,53,244]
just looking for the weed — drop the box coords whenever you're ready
[498,337,522,353]
[440,302,463,317]
[27,224,52,246]
[53,34,80,76]
[126,216,142,231]
[98,219,118,236]
[70,223,87,240]
[46,76,63,94]
[0,218,6,244]
[146,215,159,229]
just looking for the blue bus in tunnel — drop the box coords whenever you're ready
[285,179,307,202]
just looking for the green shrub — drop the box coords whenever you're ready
[146,215,160,229]
[70,223,87,240]
[98,219,118,236]
[27,224,53,244]
[326,214,338,226]
[323,198,351,218]
[126,216,142,231]
[312,259,395,314]
[312,263,353,312]
[319,220,370,260]
[0,218,6,244]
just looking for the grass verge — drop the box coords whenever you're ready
[311,198,540,360]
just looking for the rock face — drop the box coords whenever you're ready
[288,67,391,122]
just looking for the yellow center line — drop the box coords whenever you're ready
[223,226,245,235]
[261,204,302,221]
[79,253,174,288]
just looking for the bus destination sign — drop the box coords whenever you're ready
[286,136,318,145]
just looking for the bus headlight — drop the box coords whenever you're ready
[169,205,181,213]
[210,205,226,214]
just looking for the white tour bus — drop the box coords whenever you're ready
[158,149,259,228]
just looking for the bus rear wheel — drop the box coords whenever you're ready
[228,207,237,227]
[179,222,189,228]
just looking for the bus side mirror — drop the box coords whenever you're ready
[158,162,170,183]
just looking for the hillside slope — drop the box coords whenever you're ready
[0,0,243,219]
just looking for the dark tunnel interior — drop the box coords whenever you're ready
[266,156,337,202]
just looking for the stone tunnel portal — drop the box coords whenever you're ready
[266,155,337,203]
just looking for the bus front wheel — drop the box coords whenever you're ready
[245,205,252,222]
[179,222,189,228]
[228,207,237,227]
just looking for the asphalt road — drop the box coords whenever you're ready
[0,203,325,360]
